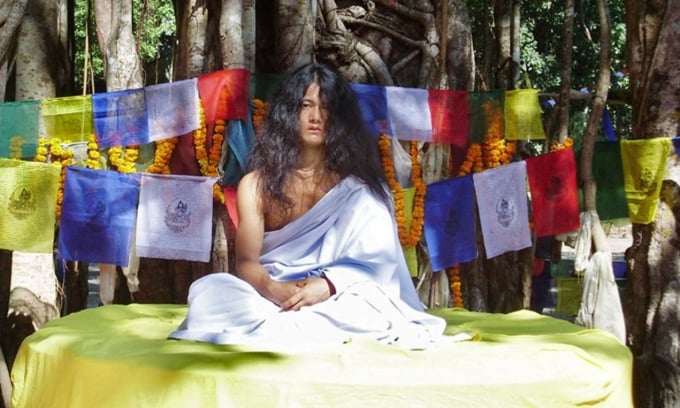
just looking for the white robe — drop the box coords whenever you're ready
[169,176,445,349]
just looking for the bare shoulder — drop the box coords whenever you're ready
[234,171,265,266]
[238,170,260,191]
[236,171,264,215]
[237,171,261,201]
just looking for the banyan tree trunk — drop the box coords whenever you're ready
[624,1,680,406]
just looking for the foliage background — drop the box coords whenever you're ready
[73,0,176,90]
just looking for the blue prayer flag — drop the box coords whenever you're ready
[350,83,390,137]
[602,108,617,141]
[423,175,477,270]
[58,167,140,265]
[92,88,148,148]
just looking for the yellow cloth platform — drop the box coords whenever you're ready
[11,304,633,408]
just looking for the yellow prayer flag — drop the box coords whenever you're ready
[504,89,546,140]
[41,95,93,142]
[0,159,60,252]
[402,186,418,277]
[620,138,672,224]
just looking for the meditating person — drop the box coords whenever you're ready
[169,63,445,349]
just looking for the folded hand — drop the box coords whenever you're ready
[279,277,333,311]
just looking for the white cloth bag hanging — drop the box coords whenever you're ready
[574,212,626,344]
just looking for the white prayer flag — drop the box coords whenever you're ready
[473,161,532,259]
[136,173,216,262]
[385,86,433,142]
[145,78,200,141]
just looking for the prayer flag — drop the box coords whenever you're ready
[58,167,140,266]
[526,148,580,237]
[473,161,532,258]
[620,138,671,224]
[223,185,238,228]
[672,136,680,156]
[0,100,40,159]
[221,119,254,187]
[92,88,148,148]
[198,69,251,122]
[423,175,477,270]
[145,78,200,142]
[386,86,433,142]
[0,159,60,252]
[41,95,93,142]
[136,173,216,262]
[601,108,617,141]
[390,133,413,187]
[468,90,504,144]
[428,89,468,146]
[591,141,628,220]
[350,83,390,136]
[401,186,418,277]
[504,89,546,140]
[250,72,283,101]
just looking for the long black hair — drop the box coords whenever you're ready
[247,63,389,213]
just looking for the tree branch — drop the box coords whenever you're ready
[580,0,612,252]
[557,0,574,142]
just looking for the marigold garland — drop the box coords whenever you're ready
[146,137,179,174]
[86,134,102,169]
[194,98,225,204]
[456,136,516,176]
[35,138,49,163]
[108,145,139,174]
[447,265,464,308]
[550,136,574,152]
[378,134,426,248]
[457,143,483,176]
[195,101,210,174]
[252,98,268,133]
[34,137,74,220]
[482,138,510,169]
[10,136,24,159]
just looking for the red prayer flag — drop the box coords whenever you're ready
[526,148,580,237]
[533,258,545,277]
[428,89,469,146]
[198,69,251,122]
[223,185,239,229]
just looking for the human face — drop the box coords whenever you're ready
[299,82,327,149]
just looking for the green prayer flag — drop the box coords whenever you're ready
[468,90,504,144]
[0,100,40,159]
[592,142,629,220]
[250,72,284,101]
